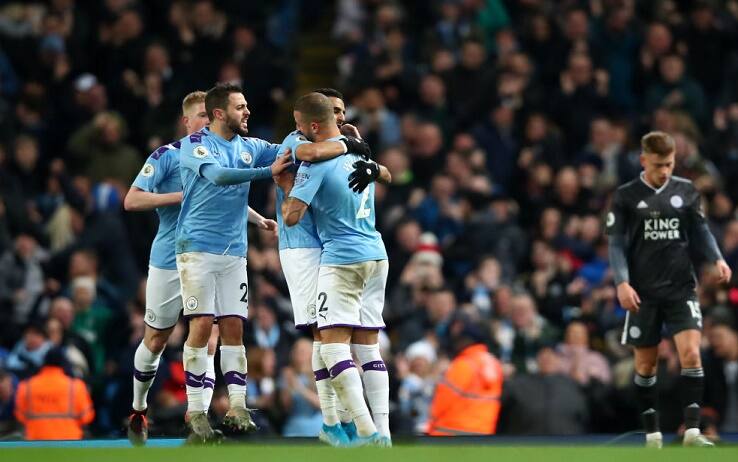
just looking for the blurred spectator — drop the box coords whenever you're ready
[5,322,52,379]
[499,347,588,435]
[279,338,322,437]
[556,321,612,386]
[704,323,738,432]
[505,293,559,374]
[0,234,48,336]
[69,276,112,375]
[645,54,707,126]
[398,340,438,435]
[67,111,141,187]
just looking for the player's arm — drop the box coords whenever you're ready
[606,190,641,311]
[687,189,732,282]
[124,187,182,211]
[295,136,371,162]
[282,161,326,226]
[201,156,290,186]
[247,206,278,234]
[281,197,308,227]
[125,150,181,211]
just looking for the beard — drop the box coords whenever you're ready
[226,114,248,136]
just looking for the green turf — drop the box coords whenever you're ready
[3,445,738,462]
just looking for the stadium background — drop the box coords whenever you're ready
[1,0,738,442]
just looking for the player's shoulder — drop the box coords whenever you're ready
[148,141,181,161]
[615,177,641,193]
[670,175,695,190]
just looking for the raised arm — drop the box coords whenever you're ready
[294,136,371,162]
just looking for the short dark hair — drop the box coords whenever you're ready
[294,92,334,124]
[314,88,344,100]
[641,131,675,156]
[205,83,243,121]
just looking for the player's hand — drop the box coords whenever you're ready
[616,282,641,313]
[715,260,732,284]
[341,136,372,160]
[259,218,278,238]
[348,160,380,193]
[340,123,361,139]
[271,150,292,176]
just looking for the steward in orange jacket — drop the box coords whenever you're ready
[14,348,94,440]
[428,316,503,436]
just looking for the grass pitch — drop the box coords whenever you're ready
[3,445,738,462]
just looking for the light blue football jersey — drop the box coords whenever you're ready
[275,130,321,250]
[177,127,281,257]
[131,141,182,270]
[289,137,387,265]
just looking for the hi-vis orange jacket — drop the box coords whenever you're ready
[14,366,95,440]
[428,344,503,436]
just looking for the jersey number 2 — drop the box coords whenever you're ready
[356,189,371,219]
[240,283,248,303]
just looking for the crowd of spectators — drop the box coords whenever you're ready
[1,0,738,439]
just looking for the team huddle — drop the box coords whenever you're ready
[124,83,732,449]
[124,84,391,447]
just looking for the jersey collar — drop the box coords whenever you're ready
[639,172,670,194]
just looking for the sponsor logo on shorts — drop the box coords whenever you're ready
[240,151,253,164]
[141,163,155,177]
[185,296,199,311]
[145,310,157,323]
[629,326,641,339]
[193,145,209,158]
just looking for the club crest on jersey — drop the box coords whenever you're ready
[185,296,199,311]
[670,195,683,208]
[141,163,155,177]
[194,145,209,158]
[241,151,253,164]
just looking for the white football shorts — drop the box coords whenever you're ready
[315,259,388,330]
[176,252,249,320]
[145,266,182,330]
[279,247,321,330]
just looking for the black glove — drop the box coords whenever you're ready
[341,136,372,160]
[348,160,380,193]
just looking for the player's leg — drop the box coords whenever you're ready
[279,248,343,433]
[215,255,256,434]
[670,298,712,446]
[624,300,663,447]
[351,260,390,443]
[178,252,218,443]
[203,324,219,411]
[317,264,379,442]
[129,266,181,445]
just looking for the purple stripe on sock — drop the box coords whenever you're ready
[185,371,206,388]
[223,371,247,386]
[361,360,387,372]
[134,368,157,382]
[314,368,330,381]
[203,378,216,389]
[329,360,355,378]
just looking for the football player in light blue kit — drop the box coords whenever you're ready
[176,83,292,443]
[276,88,390,447]
[280,93,391,447]
[123,91,277,445]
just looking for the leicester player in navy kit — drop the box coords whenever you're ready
[607,131,732,447]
